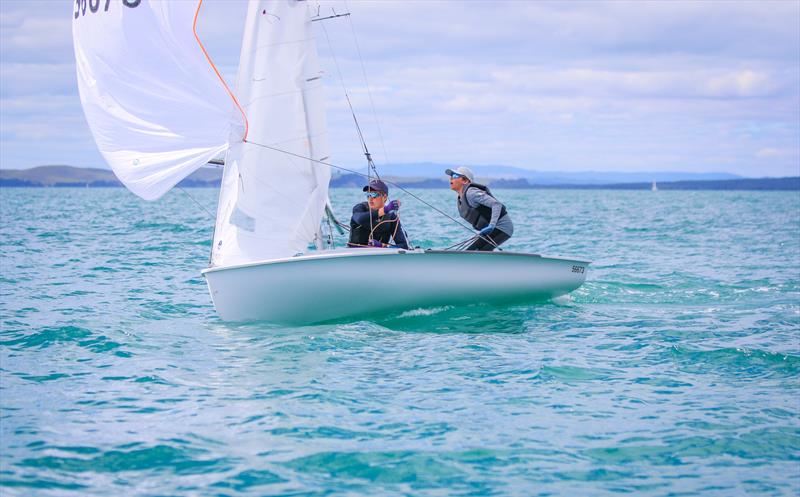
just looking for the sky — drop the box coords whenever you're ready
[1,0,799,177]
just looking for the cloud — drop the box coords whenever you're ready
[0,93,100,168]
[0,63,77,97]
[0,0,798,176]
[0,2,73,64]
[493,67,783,99]
[339,0,800,62]
[757,148,793,159]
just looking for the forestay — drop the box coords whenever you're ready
[211,0,331,267]
[72,0,244,201]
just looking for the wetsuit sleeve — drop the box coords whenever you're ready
[391,217,409,249]
[351,202,375,227]
[466,188,503,226]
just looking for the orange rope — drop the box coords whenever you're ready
[367,214,401,246]
[344,211,403,248]
[192,0,249,141]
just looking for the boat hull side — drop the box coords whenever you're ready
[202,250,589,324]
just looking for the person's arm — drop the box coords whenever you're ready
[390,216,409,249]
[351,202,376,226]
[467,188,503,226]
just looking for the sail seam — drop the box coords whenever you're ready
[251,38,315,51]
[192,0,249,141]
[248,132,328,150]
[244,87,318,104]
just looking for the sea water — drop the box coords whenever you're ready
[1,187,798,496]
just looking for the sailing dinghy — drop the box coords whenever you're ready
[73,0,589,324]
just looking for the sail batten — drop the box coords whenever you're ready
[73,0,244,201]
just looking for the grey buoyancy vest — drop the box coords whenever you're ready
[457,184,508,230]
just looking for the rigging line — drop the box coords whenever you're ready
[320,20,375,173]
[178,186,216,220]
[192,0,248,140]
[319,20,376,233]
[325,204,346,235]
[325,213,335,249]
[243,138,489,242]
[443,238,472,251]
[320,13,400,247]
[444,231,501,252]
[367,217,396,242]
[396,216,413,249]
[343,0,391,166]
[311,12,351,22]
[322,7,409,244]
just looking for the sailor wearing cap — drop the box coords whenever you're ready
[348,179,409,249]
[446,166,514,251]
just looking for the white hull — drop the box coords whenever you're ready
[202,249,590,324]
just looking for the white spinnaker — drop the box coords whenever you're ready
[211,0,331,267]
[73,0,244,201]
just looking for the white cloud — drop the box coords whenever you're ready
[757,148,792,158]
[0,0,798,176]
[0,3,73,63]
[0,63,77,97]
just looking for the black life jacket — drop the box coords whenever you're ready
[348,202,399,246]
[457,183,508,230]
[348,222,372,246]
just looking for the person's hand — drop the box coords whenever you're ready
[384,200,401,212]
[479,224,495,236]
[367,239,383,247]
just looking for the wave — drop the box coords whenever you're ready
[579,278,797,306]
[668,346,800,378]
[1,326,130,356]
[396,306,453,318]
[18,444,231,475]
[283,450,465,484]
[536,365,619,382]
[131,221,193,234]
[585,427,800,464]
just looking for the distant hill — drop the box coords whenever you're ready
[530,177,800,191]
[360,162,743,184]
[0,165,222,188]
[1,165,796,191]
[0,165,120,187]
[330,173,799,191]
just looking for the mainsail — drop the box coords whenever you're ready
[73,0,245,201]
[211,0,331,267]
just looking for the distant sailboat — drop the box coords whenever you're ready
[652,181,658,192]
[73,0,590,324]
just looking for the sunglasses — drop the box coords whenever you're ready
[450,173,464,179]
[365,191,384,199]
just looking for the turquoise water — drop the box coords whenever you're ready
[1,187,798,496]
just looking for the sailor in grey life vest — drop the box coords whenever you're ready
[446,166,514,251]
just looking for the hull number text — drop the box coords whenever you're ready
[74,0,140,19]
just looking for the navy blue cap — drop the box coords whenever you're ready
[362,179,389,194]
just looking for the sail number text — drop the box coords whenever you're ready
[74,0,140,19]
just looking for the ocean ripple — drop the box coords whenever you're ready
[1,188,798,497]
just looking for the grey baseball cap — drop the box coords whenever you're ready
[445,166,475,182]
